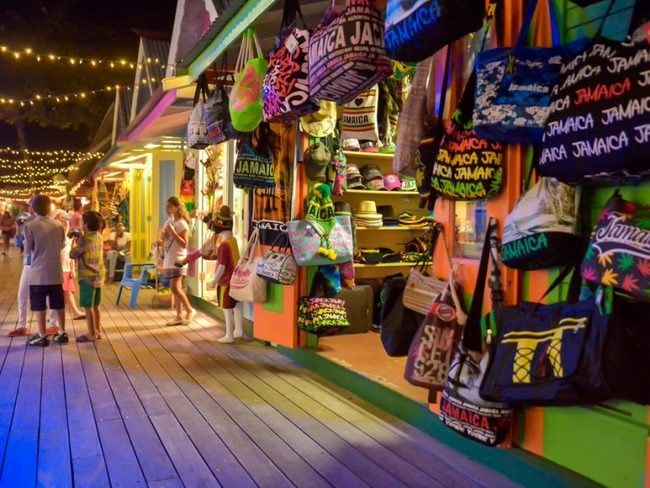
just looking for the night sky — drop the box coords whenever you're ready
[0,0,177,150]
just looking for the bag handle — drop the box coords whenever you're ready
[516,0,561,47]
[268,230,291,253]
[242,227,260,262]
[193,73,208,106]
[281,0,306,31]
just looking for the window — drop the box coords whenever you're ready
[454,200,487,259]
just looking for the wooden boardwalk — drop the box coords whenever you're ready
[0,257,516,488]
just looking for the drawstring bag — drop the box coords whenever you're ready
[340,85,380,142]
[298,269,350,336]
[229,228,267,303]
[308,0,392,104]
[187,75,210,149]
[384,0,485,62]
[206,57,238,144]
[473,0,589,144]
[233,124,276,190]
[263,0,318,123]
[230,29,266,132]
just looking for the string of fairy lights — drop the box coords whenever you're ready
[0,85,131,106]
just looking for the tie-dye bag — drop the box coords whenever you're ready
[230,29,266,133]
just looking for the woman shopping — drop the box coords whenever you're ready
[160,196,195,326]
[1,211,14,257]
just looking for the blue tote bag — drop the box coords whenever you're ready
[473,0,589,144]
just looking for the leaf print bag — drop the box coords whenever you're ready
[582,192,650,302]
[230,29,266,132]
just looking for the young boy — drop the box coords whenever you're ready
[70,211,105,342]
[23,194,67,346]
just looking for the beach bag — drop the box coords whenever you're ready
[229,228,267,303]
[439,217,512,446]
[432,73,504,200]
[298,269,350,336]
[233,125,276,190]
[206,59,238,144]
[582,192,650,302]
[200,233,219,260]
[308,0,392,104]
[340,85,379,141]
[263,0,318,122]
[384,0,485,62]
[502,174,581,270]
[539,19,650,183]
[380,276,425,357]
[287,216,354,266]
[187,76,210,149]
[473,0,589,144]
[255,233,297,285]
[230,29,266,132]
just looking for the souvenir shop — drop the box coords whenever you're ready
[177,0,650,484]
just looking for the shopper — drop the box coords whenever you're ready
[9,204,35,337]
[106,221,131,280]
[1,211,14,257]
[69,199,83,231]
[23,194,67,346]
[160,196,195,326]
[70,211,105,342]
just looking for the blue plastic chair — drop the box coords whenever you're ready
[116,263,155,309]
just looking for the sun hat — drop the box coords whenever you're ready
[334,201,352,216]
[304,141,331,182]
[305,183,335,236]
[354,200,382,228]
[383,173,401,191]
[356,200,379,215]
[214,205,234,232]
[300,101,337,138]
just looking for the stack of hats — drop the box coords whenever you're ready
[360,164,386,190]
[383,173,401,191]
[354,201,383,228]
[377,205,399,227]
[346,164,366,189]
[398,211,432,229]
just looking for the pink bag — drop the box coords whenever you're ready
[229,228,267,303]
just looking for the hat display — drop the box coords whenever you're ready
[304,141,331,182]
[214,205,234,232]
[334,201,352,216]
[398,211,432,229]
[354,200,383,228]
[360,164,386,191]
[401,175,418,192]
[342,138,361,152]
[346,164,366,190]
[300,101,337,138]
[377,205,399,226]
[384,173,401,191]
[305,183,336,236]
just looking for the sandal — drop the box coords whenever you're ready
[76,334,97,343]
[73,314,87,321]
[166,318,185,326]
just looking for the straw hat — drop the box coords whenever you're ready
[300,101,337,138]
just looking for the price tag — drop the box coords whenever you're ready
[285,34,298,54]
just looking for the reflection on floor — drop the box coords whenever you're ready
[317,332,430,404]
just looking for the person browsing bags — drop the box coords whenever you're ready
[70,211,105,342]
[160,196,195,326]
[23,194,68,346]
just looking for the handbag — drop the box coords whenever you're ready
[263,0,319,123]
[439,217,513,446]
[230,29,266,132]
[582,192,650,302]
[502,172,581,270]
[308,0,392,104]
[538,4,650,183]
[380,276,425,357]
[233,124,276,190]
[298,269,350,336]
[384,0,485,63]
[206,57,238,144]
[229,228,267,303]
[187,75,210,149]
[473,0,589,144]
[255,233,297,285]
[287,215,354,266]
[200,233,219,261]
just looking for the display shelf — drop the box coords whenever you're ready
[355,226,429,231]
[354,262,431,268]
[340,189,419,196]
[353,261,431,278]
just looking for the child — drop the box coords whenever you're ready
[23,194,67,346]
[70,211,105,342]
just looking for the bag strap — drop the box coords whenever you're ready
[463,217,499,352]
[281,0,306,31]
[243,227,260,261]
[193,73,208,106]
[595,0,617,38]
[268,230,290,253]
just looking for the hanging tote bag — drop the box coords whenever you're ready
[538,12,650,183]
[233,125,276,190]
[187,75,210,149]
[582,192,650,302]
[502,174,581,270]
[308,0,392,104]
[473,0,589,144]
[229,228,267,303]
[384,0,485,63]
[439,218,513,446]
[340,85,380,141]
[230,29,266,132]
[380,276,425,357]
[263,0,318,123]
[298,269,350,336]
[287,216,354,266]
[255,233,297,285]
[206,58,238,144]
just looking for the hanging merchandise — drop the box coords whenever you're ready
[180,154,197,212]
[380,275,425,357]
[384,0,485,62]
[538,14,650,183]
[230,29,266,132]
[300,100,337,138]
[432,73,504,200]
[331,142,347,196]
[206,58,238,144]
[308,0,392,104]
[187,75,210,149]
[473,0,589,144]
[298,269,350,336]
[304,140,332,183]
[502,175,581,270]
[233,123,276,190]
[439,218,513,447]
[255,233,297,285]
[582,192,650,302]
[340,85,379,142]
[263,0,318,123]
[229,227,267,303]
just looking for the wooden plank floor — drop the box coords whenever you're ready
[0,256,518,488]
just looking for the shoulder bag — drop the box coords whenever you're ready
[255,232,297,285]
[187,75,210,149]
[206,57,238,144]
[233,124,276,190]
[298,269,350,336]
[229,228,267,303]
[230,29,266,132]
[287,215,354,266]
[380,275,425,357]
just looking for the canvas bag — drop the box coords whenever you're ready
[263,0,319,123]
[473,0,589,144]
[582,192,650,302]
[439,218,513,446]
[340,85,379,141]
[287,215,354,266]
[187,76,210,149]
[230,29,266,132]
[538,9,650,183]
[233,124,276,190]
[380,275,425,357]
[206,58,238,144]
[308,0,392,104]
[229,228,267,303]
[502,174,581,270]
[255,233,297,285]
[298,269,350,336]
[384,0,485,62]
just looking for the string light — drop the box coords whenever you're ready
[0,147,103,158]
[0,85,131,106]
